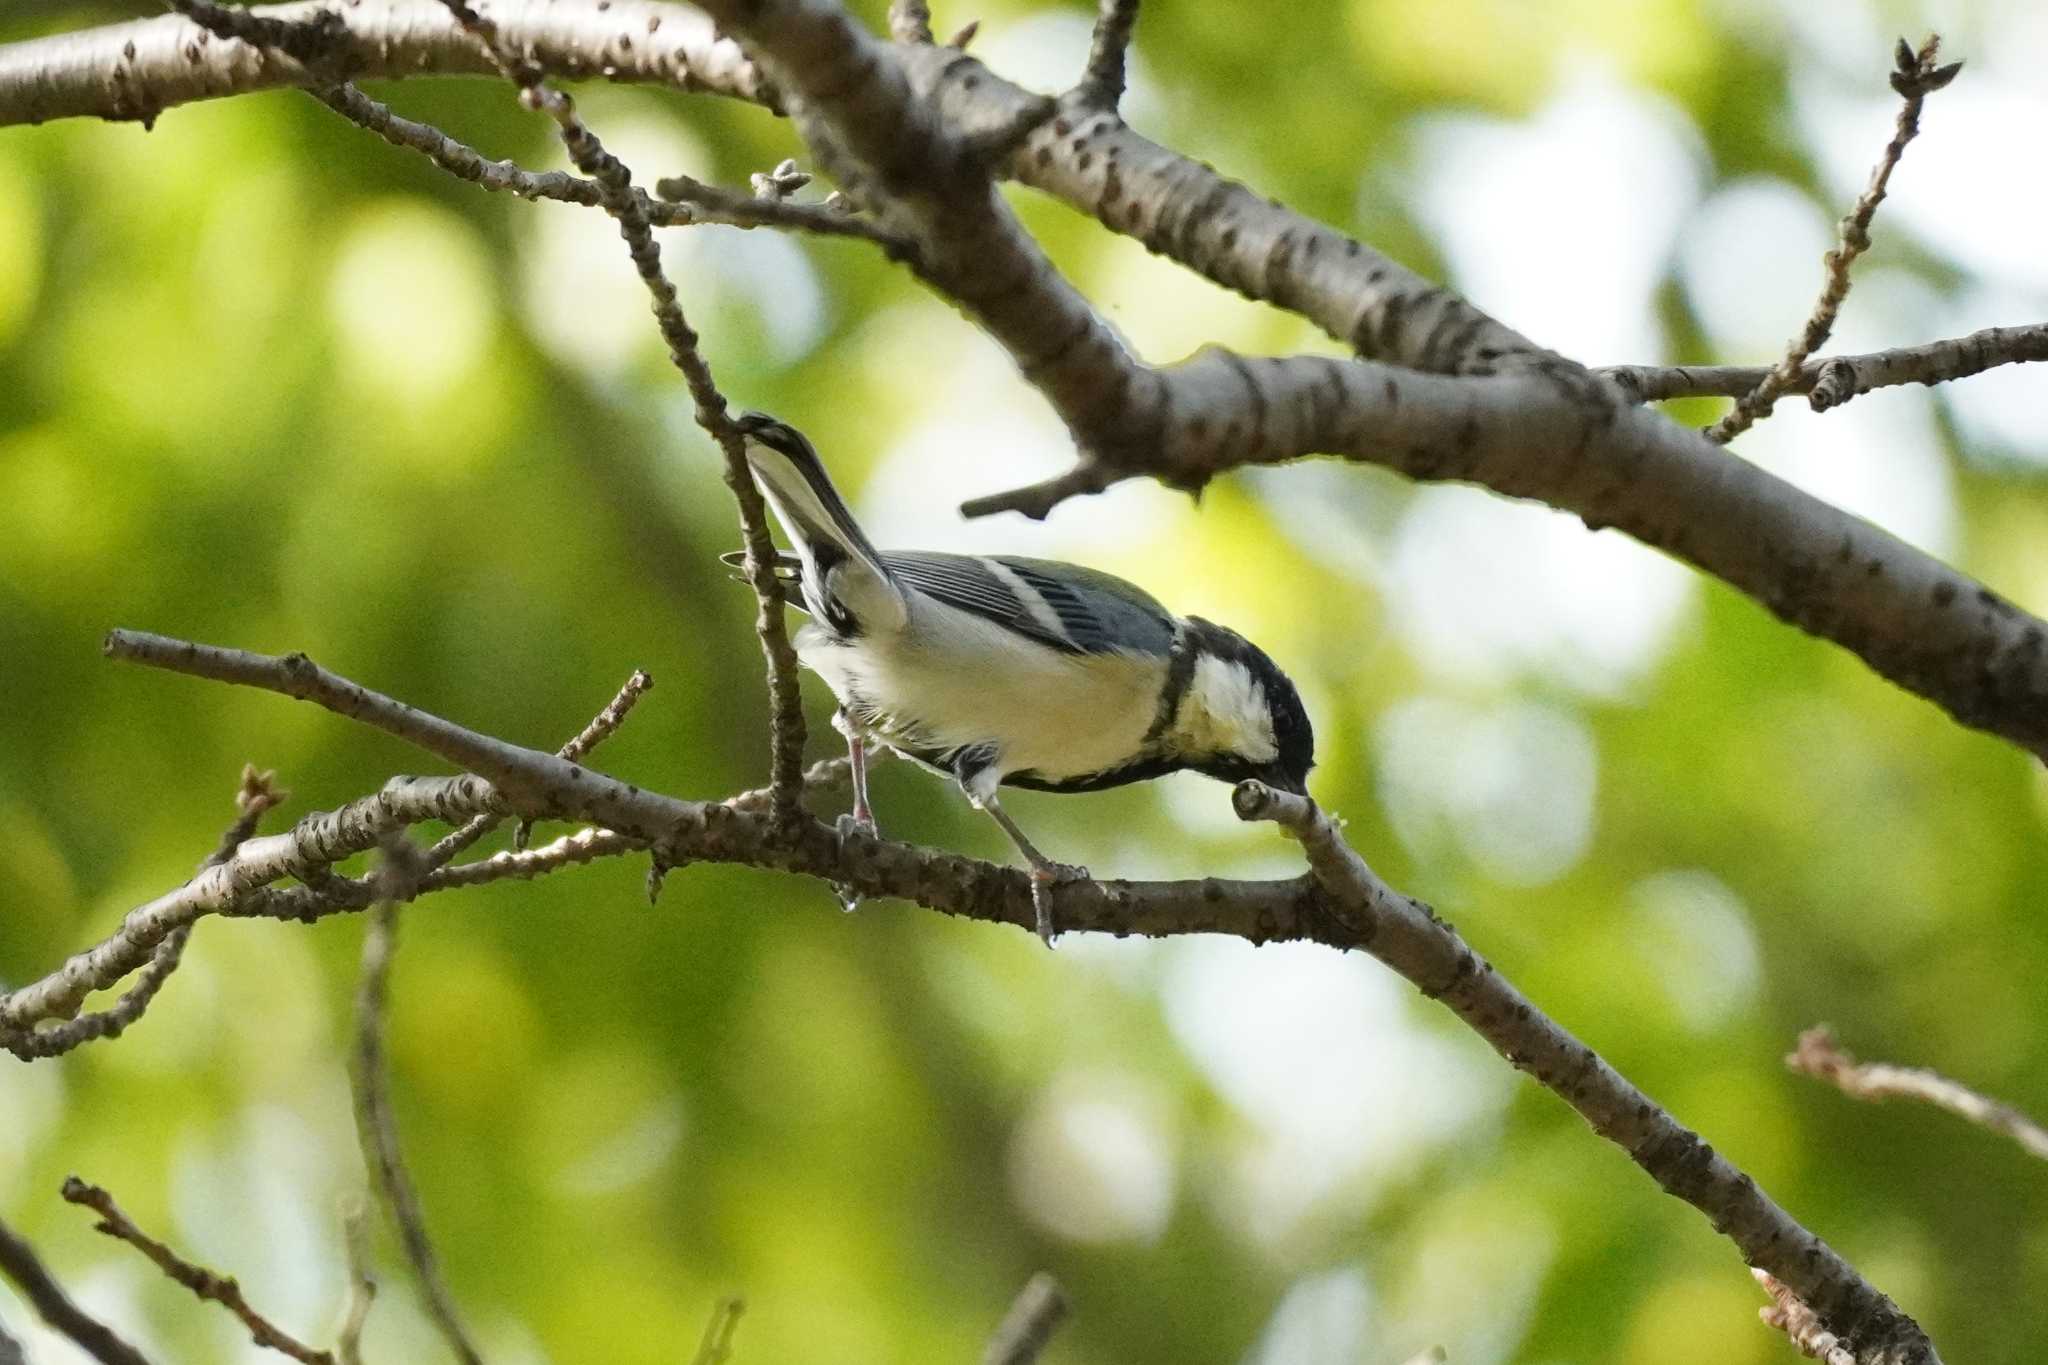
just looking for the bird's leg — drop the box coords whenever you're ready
[978,792,1087,949]
[829,708,876,914]
[831,707,877,837]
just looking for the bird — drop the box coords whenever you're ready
[727,411,1315,945]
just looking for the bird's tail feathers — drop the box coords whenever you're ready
[736,413,906,631]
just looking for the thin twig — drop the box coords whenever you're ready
[688,1297,745,1365]
[1706,35,1961,444]
[1601,320,2048,410]
[1755,1269,1858,1365]
[1788,1025,2048,1161]
[507,667,655,851]
[982,1273,1068,1365]
[431,0,811,828]
[886,0,933,44]
[61,1177,332,1363]
[314,82,907,251]
[352,896,484,1365]
[0,1213,152,1365]
[0,764,287,1060]
[1077,0,1141,109]
[724,751,863,812]
[335,1199,376,1365]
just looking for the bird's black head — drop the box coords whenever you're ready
[1174,617,1316,797]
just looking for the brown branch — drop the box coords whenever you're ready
[314,81,908,248]
[0,763,288,1060]
[16,10,2047,779]
[0,0,773,127]
[1600,322,2048,410]
[0,632,1946,1360]
[428,0,811,827]
[1706,36,1961,445]
[352,894,484,1365]
[1076,0,1140,110]
[0,630,1319,1025]
[0,1213,152,1365]
[0,762,498,1037]
[1230,781,1941,1365]
[61,1177,334,1363]
[982,1273,1068,1365]
[1788,1026,2048,1161]
[506,667,655,851]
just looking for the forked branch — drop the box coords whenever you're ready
[0,628,1944,1365]
[1789,1025,2048,1161]
[1705,35,1961,445]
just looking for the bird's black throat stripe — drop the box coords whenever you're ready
[1144,621,1201,745]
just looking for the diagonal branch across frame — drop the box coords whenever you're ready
[0,628,1946,1364]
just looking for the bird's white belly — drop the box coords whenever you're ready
[795,606,1162,784]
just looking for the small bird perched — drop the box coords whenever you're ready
[730,412,1314,945]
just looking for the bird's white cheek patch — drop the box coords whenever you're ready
[1180,656,1279,763]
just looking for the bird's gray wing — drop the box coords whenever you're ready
[883,551,1176,656]
[993,556,1178,656]
[884,551,1082,654]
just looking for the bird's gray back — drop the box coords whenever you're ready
[881,551,1176,657]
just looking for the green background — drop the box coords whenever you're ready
[2,1,2045,1361]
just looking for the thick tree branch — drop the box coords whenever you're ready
[1231,781,1941,1365]
[0,1,2044,770]
[62,1178,334,1363]
[968,352,2048,760]
[1788,1026,2048,1161]
[1601,322,2048,410]
[0,1214,152,1365]
[0,0,772,127]
[1706,36,1961,445]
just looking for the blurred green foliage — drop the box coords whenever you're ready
[3,1,2047,1362]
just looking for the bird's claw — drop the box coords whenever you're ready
[834,810,879,840]
[1027,861,1089,948]
[831,812,877,913]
